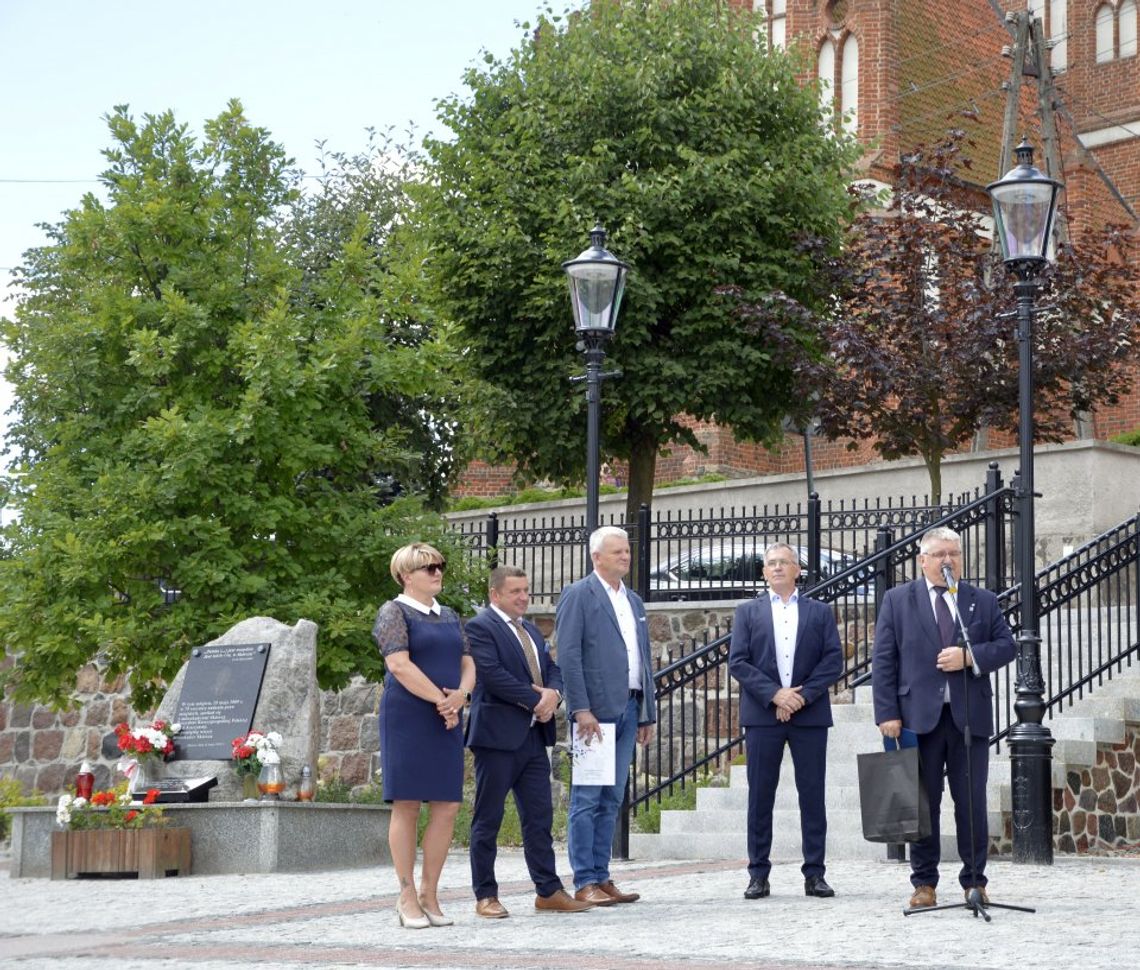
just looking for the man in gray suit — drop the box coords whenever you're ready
[556,526,656,907]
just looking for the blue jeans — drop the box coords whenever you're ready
[567,695,639,888]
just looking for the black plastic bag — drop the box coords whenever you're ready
[857,743,931,843]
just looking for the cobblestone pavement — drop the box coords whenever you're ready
[3,850,1139,969]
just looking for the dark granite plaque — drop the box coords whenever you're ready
[130,776,219,804]
[174,643,271,760]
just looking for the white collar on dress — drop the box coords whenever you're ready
[397,593,441,615]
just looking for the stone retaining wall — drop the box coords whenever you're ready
[0,603,738,800]
[1055,725,1140,852]
[0,666,383,799]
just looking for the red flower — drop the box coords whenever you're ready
[124,810,139,823]
[91,790,117,807]
[142,789,159,805]
[234,745,254,759]
[153,720,166,731]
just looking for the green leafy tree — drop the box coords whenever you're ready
[806,129,1140,501]
[411,0,861,522]
[284,130,472,508]
[0,103,480,707]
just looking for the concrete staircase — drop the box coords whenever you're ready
[631,697,1009,862]
[629,662,1140,863]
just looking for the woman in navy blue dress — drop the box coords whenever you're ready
[373,542,475,929]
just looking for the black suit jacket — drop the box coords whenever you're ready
[465,607,563,750]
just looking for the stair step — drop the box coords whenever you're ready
[637,655,1140,864]
[1051,715,1126,744]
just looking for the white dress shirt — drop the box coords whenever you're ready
[593,572,641,690]
[769,589,799,688]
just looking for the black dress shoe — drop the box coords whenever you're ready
[804,876,835,898]
[744,878,770,899]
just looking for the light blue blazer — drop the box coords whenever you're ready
[555,573,657,725]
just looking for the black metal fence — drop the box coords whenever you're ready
[447,474,998,607]
[450,467,1140,834]
[628,488,1140,828]
[629,466,1017,816]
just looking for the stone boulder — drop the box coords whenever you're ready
[156,617,320,801]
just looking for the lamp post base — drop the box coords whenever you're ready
[1008,723,1056,865]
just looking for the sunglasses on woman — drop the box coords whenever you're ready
[417,562,446,576]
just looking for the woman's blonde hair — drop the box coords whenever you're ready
[390,542,446,588]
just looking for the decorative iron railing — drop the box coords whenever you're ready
[628,472,1014,816]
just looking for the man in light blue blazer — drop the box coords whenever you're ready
[555,526,656,907]
[729,543,844,901]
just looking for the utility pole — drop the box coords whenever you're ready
[999,12,1068,242]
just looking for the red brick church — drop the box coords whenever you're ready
[457,1,1140,498]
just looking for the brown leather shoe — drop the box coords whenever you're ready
[964,885,991,906]
[574,884,618,906]
[909,885,937,909]
[535,889,595,912]
[475,897,509,919]
[598,879,640,903]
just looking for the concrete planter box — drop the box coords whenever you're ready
[10,802,390,878]
[51,827,191,879]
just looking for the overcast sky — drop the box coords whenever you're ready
[0,0,573,478]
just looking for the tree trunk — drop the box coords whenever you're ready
[923,451,943,507]
[624,436,659,594]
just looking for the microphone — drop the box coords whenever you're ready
[940,563,958,593]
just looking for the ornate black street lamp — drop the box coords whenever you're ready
[564,224,629,564]
[986,139,1063,865]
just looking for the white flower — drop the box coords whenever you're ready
[248,731,281,753]
[170,723,181,734]
[56,795,73,826]
[140,728,169,749]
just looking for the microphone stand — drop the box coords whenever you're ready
[905,564,1034,921]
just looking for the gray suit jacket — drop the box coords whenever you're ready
[555,573,657,725]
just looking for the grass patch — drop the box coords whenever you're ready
[447,473,729,512]
[631,769,727,835]
[1110,428,1140,447]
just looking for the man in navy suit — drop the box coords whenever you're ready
[465,566,593,917]
[873,526,1016,910]
[556,526,656,907]
[729,543,844,900]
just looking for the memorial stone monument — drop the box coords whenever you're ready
[156,617,320,800]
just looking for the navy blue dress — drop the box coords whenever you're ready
[373,600,466,802]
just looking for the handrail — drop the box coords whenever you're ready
[632,495,1140,820]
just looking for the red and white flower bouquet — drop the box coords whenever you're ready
[231,730,283,777]
[114,718,180,761]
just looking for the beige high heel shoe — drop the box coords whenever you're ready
[418,894,454,927]
[396,898,431,929]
